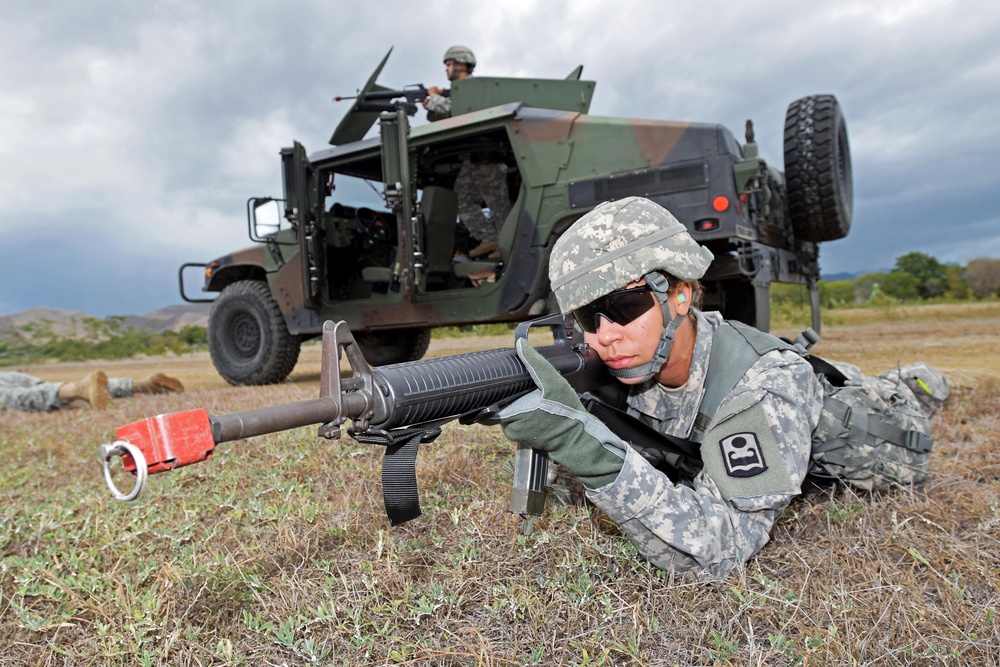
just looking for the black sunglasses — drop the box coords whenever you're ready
[573,285,657,334]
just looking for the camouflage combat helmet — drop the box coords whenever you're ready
[549,197,713,312]
[549,196,714,381]
[443,45,476,69]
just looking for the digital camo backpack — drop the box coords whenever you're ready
[695,322,949,492]
[806,359,948,491]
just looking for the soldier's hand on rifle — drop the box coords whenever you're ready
[422,86,443,108]
[485,339,627,489]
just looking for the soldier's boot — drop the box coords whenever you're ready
[468,240,498,258]
[57,371,111,410]
[133,373,185,395]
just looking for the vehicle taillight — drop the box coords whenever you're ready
[695,219,720,232]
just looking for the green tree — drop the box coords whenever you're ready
[854,272,886,302]
[881,270,920,301]
[819,279,855,307]
[179,325,208,346]
[922,277,945,298]
[944,264,969,299]
[894,251,946,298]
[769,283,806,305]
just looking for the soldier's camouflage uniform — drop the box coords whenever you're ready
[0,371,136,412]
[424,93,452,123]
[425,85,511,245]
[545,198,824,576]
[108,377,136,400]
[0,371,63,411]
[538,196,947,579]
[586,309,824,577]
[454,159,510,244]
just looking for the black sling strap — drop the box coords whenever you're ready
[349,421,449,526]
[580,388,704,482]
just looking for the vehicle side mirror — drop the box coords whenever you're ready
[248,197,285,241]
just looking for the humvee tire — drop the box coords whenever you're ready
[208,280,302,385]
[355,328,432,367]
[784,95,853,243]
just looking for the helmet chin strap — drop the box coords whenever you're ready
[608,272,684,383]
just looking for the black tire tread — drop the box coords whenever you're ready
[208,280,301,385]
[784,95,853,243]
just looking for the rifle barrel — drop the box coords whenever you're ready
[209,395,360,444]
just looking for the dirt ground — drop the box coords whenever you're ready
[3,301,998,664]
[794,302,1000,389]
[16,301,999,395]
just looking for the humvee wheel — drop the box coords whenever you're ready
[208,280,301,385]
[355,328,431,366]
[784,95,853,242]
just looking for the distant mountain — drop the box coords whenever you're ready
[822,272,858,282]
[0,306,90,337]
[822,270,892,282]
[120,304,213,333]
[0,304,211,339]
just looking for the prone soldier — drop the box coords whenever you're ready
[488,196,948,578]
[1,371,183,412]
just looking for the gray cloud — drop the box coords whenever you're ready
[2,0,998,315]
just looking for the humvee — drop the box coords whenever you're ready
[181,49,853,385]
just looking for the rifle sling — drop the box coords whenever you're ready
[580,389,703,482]
[350,420,450,526]
[381,432,424,526]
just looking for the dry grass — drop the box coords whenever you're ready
[2,303,998,665]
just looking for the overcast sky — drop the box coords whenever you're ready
[2,0,998,317]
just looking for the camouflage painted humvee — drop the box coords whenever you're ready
[181,50,853,385]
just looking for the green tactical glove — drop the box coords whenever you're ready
[487,339,627,489]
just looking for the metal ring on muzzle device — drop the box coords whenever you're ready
[100,441,148,502]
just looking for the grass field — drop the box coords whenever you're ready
[2,303,998,665]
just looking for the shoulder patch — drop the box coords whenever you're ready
[719,432,767,477]
[700,389,798,509]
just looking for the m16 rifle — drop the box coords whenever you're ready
[334,85,449,116]
[100,314,611,526]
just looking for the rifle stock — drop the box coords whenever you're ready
[101,314,609,523]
